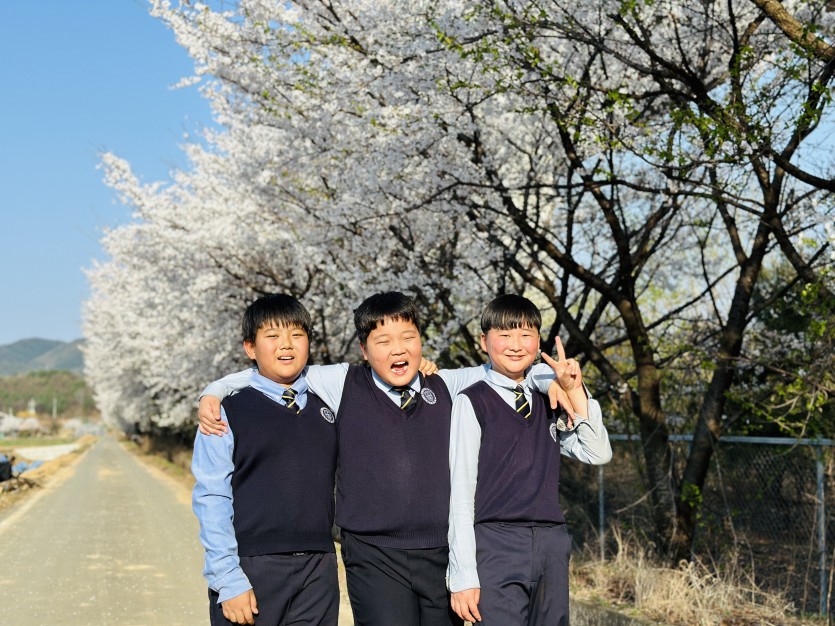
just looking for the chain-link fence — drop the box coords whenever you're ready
[560,435,834,616]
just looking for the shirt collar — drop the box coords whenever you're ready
[485,366,529,391]
[248,369,309,407]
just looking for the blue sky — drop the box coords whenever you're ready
[0,1,213,346]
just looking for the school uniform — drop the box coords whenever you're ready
[192,371,339,626]
[202,362,558,626]
[448,370,612,626]
[336,365,459,626]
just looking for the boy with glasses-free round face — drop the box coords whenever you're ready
[243,321,309,386]
[192,294,339,626]
[448,294,612,626]
[357,304,423,387]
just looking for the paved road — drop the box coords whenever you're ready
[0,435,206,626]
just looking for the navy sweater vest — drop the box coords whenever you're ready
[223,387,337,556]
[335,365,453,549]
[463,381,565,525]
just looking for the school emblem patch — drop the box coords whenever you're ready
[320,407,335,423]
[550,422,558,442]
[420,388,437,405]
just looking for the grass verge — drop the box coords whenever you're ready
[118,433,195,490]
[0,438,76,447]
[570,527,826,626]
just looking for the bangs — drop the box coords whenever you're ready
[242,294,312,343]
[481,295,541,333]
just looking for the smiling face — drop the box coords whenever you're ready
[244,322,309,387]
[481,324,540,383]
[359,316,423,387]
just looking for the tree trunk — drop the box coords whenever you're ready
[672,221,772,562]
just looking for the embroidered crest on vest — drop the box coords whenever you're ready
[550,422,558,442]
[420,388,437,404]
[320,407,335,423]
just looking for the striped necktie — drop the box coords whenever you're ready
[391,385,417,414]
[513,385,531,419]
[281,387,300,414]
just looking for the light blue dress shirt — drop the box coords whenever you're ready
[447,369,612,592]
[191,370,311,603]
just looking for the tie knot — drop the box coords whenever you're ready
[391,385,417,413]
[281,387,300,414]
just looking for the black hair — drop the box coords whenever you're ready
[353,291,421,345]
[480,294,542,333]
[241,293,312,344]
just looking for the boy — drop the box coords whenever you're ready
[198,292,561,626]
[191,294,339,625]
[448,294,612,626]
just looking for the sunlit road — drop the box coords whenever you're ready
[0,436,206,626]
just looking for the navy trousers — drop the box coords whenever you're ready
[340,532,463,626]
[474,522,571,626]
[208,552,338,626]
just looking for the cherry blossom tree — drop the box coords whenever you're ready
[83,0,834,559]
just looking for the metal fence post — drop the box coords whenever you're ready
[599,464,605,562]
[817,445,827,617]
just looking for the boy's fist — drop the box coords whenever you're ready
[221,589,258,624]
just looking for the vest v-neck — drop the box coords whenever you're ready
[495,385,535,427]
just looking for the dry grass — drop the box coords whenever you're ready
[570,527,825,626]
[118,433,196,490]
[0,435,97,514]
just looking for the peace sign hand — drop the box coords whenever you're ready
[541,336,589,419]
[540,337,582,392]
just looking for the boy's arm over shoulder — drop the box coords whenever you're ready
[560,396,612,465]
[437,364,490,397]
[436,360,556,397]
[437,359,555,396]
[527,361,557,394]
[448,393,482,594]
[198,369,254,436]
[201,368,253,400]
[191,409,253,603]
[304,363,350,412]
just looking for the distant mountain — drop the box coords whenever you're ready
[0,339,84,376]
